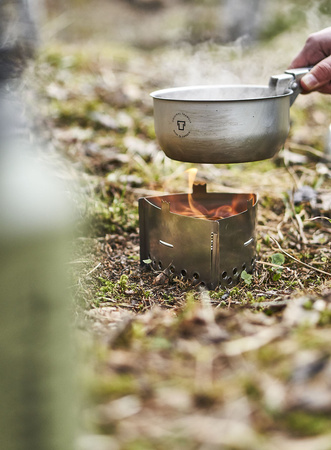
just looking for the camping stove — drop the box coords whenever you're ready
[139,183,257,289]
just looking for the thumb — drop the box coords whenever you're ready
[300,56,331,91]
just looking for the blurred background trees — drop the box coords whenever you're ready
[42,0,331,48]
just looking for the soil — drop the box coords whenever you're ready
[28,1,331,448]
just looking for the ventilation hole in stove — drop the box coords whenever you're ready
[242,263,246,271]
[152,259,156,268]
[193,272,200,280]
[158,261,162,270]
[169,265,175,274]
[222,271,227,279]
[233,267,238,276]
[200,281,206,287]
[227,277,233,285]
[181,269,187,277]
[210,232,214,251]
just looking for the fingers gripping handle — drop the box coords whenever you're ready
[269,67,312,106]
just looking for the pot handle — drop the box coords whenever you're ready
[269,67,312,106]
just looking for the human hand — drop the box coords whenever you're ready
[289,27,331,94]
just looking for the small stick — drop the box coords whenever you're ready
[271,237,331,277]
[255,260,292,272]
[295,212,308,245]
[304,216,331,224]
[85,262,102,277]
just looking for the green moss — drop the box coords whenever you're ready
[318,310,331,327]
[209,289,226,300]
[95,275,143,307]
[89,190,138,236]
[88,373,138,402]
[295,327,330,350]
[243,377,263,401]
[148,337,172,351]
[278,411,331,437]
[123,436,191,450]
[256,345,286,369]
[229,286,239,297]
[124,440,156,450]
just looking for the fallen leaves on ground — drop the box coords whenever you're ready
[29,15,331,449]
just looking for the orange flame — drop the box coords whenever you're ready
[186,168,198,191]
[150,170,255,220]
[184,168,231,220]
[185,168,209,218]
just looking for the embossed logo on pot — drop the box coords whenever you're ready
[172,112,192,138]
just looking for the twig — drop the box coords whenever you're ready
[67,260,91,264]
[271,237,331,277]
[304,216,331,224]
[294,271,304,289]
[223,327,284,356]
[288,142,331,163]
[85,262,102,277]
[286,188,308,245]
[283,162,300,189]
[276,221,285,241]
[295,212,308,245]
[255,260,292,272]
[249,300,289,311]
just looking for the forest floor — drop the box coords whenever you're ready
[30,2,331,448]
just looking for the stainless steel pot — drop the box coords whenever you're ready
[150,68,310,164]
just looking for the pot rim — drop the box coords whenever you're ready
[150,84,293,102]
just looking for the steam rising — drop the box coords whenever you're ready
[149,2,329,94]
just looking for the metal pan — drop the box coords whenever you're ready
[150,68,310,164]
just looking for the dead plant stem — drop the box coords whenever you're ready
[271,238,331,277]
